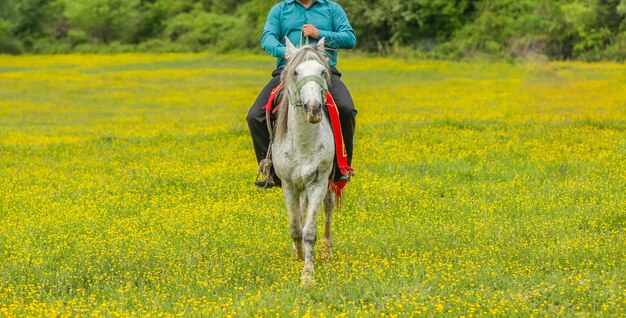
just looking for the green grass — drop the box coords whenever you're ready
[0,54,625,316]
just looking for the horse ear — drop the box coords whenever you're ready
[316,37,326,51]
[285,37,296,59]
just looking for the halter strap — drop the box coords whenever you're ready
[288,74,328,107]
[296,75,328,92]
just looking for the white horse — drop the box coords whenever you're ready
[272,37,336,285]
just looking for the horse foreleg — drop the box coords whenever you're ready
[282,185,303,260]
[301,184,327,285]
[296,192,308,260]
[299,192,308,234]
[321,191,335,259]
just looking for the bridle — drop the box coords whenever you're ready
[287,73,328,108]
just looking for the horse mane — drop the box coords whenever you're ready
[275,45,331,140]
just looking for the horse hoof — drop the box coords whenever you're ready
[301,272,316,287]
[300,264,316,286]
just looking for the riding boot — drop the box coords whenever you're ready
[328,69,356,182]
[248,70,283,188]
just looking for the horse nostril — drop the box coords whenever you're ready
[306,102,321,110]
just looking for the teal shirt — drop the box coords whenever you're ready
[261,0,356,69]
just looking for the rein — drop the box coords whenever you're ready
[299,30,310,47]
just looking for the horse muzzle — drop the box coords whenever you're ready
[305,104,323,124]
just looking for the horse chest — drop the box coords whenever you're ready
[273,139,333,186]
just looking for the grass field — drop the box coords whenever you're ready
[1,53,625,317]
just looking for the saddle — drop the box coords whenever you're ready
[262,82,355,195]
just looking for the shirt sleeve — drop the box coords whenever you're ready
[261,4,286,58]
[318,3,356,50]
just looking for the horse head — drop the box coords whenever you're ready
[284,37,330,124]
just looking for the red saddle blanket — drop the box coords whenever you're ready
[263,82,354,195]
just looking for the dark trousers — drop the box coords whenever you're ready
[247,68,356,172]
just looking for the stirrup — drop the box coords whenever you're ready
[333,174,351,183]
[254,178,281,189]
[254,179,272,188]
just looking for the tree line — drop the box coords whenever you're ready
[1,0,625,61]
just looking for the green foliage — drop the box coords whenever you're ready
[164,7,237,52]
[437,0,625,61]
[0,18,23,54]
[63,0,139,44]
[132,1,171,43]
[603,31,626,60]
[0,0,624,61]
[560,1,610,58]
[0,0,21,53]
[443,0,552,59]
[222,0,276,51]
[341,0,474,52]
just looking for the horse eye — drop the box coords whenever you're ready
[321,70,327,75]
[294,71,299,76]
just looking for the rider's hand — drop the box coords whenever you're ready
[302,24,320,39]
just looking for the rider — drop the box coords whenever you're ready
[247,0,357,188]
